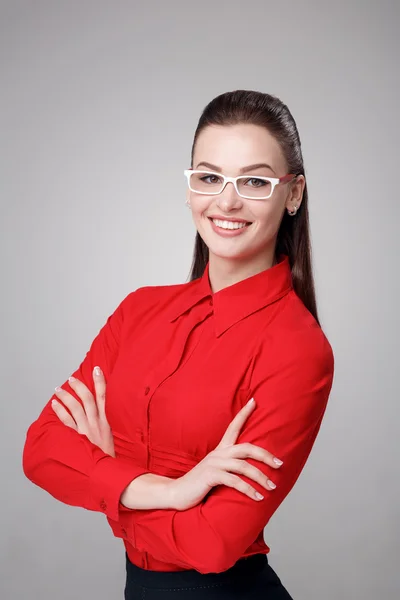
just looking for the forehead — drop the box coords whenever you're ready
[193,123,287,172]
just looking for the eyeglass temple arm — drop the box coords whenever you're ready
[279,174,298,183]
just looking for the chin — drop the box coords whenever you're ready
[207,245,253,261]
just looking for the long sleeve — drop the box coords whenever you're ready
[22,290,151,522]
[108,326,335,573]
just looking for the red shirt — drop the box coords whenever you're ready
[23,254,334,574]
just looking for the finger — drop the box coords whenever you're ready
[218,471,265,501]
[53,386,88,433]
[218,398,256,447]
[220,458,276,490]
[67,377,98,422]
[51,399,78,430]
[92,366,107,418]
[230,442,283,469]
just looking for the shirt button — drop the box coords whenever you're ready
[144,386,150,395]
[209,298,213,306]
[121,527,127,536]
[100,500,107,511]
[135,429,144,442]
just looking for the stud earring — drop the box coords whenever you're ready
[185,199,191,208]
[288,205,298,216]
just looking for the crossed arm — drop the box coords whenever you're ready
[23,292,334,573]
[22,291,154,522]
[108,329,334,573]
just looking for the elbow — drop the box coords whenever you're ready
[197,558,238,575]
[22,430,37,483]
[202,556,239,575]
[194,540,240,575]
[22,423,46,484]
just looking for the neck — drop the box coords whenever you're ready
[208,247,277,293]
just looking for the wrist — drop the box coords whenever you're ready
[143,474,177,509]
[163,477,180,510]
[120,473,177,510]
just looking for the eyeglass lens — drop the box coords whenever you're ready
[189,171,272,198]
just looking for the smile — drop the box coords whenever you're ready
[211,218,248,230]
[208,217,252,237]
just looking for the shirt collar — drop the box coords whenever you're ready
[169,254,293,337]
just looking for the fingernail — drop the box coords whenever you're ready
[255,492,264,500]
[273,458,283,466]
[51,399,57,406]
[55,386,61,392]
[268,480,277,489]
[68,376,75,383]
[94,366,102,376]
[247,397,255,405]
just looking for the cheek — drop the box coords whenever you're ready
[191,197,211,220]
[250,203,281,226]
[248,205,286,242]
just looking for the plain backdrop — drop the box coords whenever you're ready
[1,1,399,599]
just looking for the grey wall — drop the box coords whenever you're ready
[1,1,398,598]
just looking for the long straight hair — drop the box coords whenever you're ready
[187,90,320,326]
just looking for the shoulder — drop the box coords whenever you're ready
[250,292,335,415]
[256,289,335,377]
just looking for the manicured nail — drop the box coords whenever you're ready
[55,386,61,392]
[51,399,57,406]
[94,366,102,376]
[68,376,75,383]
[273,458,283,466]
[268,480,277,489]
[247,397,255,405]
[255,492,264,500]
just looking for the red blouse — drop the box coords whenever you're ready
[23,254,334,574]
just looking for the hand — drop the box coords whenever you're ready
[169,398,283,511]
[51,366,115,457]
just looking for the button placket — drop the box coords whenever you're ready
[138,383,153,443]
[138,304,213,463]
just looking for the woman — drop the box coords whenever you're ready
[23,90,335,599]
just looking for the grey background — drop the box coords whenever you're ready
[1,1,398,598]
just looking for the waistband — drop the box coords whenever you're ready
[125,552,268,589]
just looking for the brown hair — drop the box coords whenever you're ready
[187,89,320,326]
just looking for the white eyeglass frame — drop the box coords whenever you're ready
[184,169,298,200]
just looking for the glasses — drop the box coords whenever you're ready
[184,169,298,200]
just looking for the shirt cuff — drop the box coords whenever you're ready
[89,455,150,522]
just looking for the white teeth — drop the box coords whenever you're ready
[212,219,247,230]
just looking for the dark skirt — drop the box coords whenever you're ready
[124,552,294,599]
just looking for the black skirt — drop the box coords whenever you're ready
[124,552,294,599]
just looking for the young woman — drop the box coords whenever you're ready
[23,90,335,599]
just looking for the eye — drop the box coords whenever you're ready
[244,177,268,187]
[200,174,221,184]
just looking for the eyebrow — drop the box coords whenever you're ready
[195,161,276,175]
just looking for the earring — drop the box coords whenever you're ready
[288,205,298,216]
[185,199,191,208]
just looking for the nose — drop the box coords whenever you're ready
[216,181,243,212]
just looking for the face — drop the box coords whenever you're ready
[187,123,305,268]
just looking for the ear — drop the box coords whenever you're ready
[285,175,305,211]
